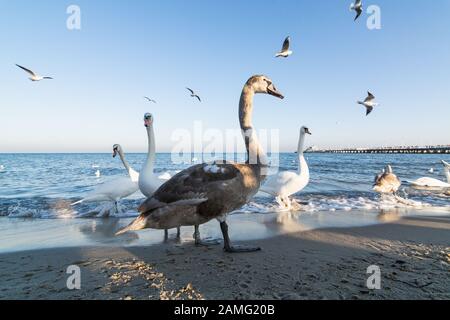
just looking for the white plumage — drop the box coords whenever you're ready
[71,145,139,212]
[260,126,311,210]
[407,160,450,189]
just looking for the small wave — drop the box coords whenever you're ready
[1,189,449,220]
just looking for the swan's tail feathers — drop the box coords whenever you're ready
[115,214,147,236]
[71,199,84,206]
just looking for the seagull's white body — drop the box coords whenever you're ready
[357,92,378,116]
[95,170,101,178]
[260,127,311,210]
[0,165,5,172]
[16,64,53,82]
[138,114,171,198]
[275,36,293,58]
[72,145,139,211]
[407,161,450,188]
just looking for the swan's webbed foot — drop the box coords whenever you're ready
[194,225,221,246]
[220,221,261,253]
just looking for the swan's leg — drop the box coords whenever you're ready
[193,225,221,246]
[114,201,119,214]
[220,221,261,253]
[282,196,292,210]
[275,196,284,209]
[164,229,169,242]
[176,227,181,239]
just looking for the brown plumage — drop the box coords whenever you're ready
[116,75,284,253]
[373,165,401,194]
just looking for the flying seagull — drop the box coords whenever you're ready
[350,0,363,21]
[275,36,292,58]
[357,91,378,116]
[186,87,201,102]
[144,96,157,104]
[16,64,53,81]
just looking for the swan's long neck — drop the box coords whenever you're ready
[144,125,156,173]
[444,165,450,183]
[297,131,309,178]
[118,149,133,177]
[239,86,268,172]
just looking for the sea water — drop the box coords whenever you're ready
[0,153,449,253]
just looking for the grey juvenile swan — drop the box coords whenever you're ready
[116,75,284,253]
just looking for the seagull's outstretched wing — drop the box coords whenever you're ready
[365,92,375,102]
[194,95,201,102]
[366,105,374,116]
[354,7,363,21]
[144,96,156,103]
[281,36,290,52]
[186,87,195,95]
[16,64,36,76]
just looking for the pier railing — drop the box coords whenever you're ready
[306,145,450,154]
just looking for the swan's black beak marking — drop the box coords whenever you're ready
[305,128,312,135]
[267,84,284,99]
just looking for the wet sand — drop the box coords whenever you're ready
[0,214,449,300]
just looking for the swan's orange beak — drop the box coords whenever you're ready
[267,84,284,99]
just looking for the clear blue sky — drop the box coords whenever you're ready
[1,0,449,153]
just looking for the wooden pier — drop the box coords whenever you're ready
[306,145,450,155]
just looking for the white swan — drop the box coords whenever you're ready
[138,113,171,196]
[72,145,139,213]
[138,113,177,238]
[0,165,5,172]
[407,160,450,189]
[260,126,312,210]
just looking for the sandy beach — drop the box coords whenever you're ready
[1,214,449,300]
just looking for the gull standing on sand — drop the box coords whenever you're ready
[144,97,157,104]
[16,64,53,82]
[357,92,378,116]
[275,36,292,58]
[350,0,363,21]
[186,88,201,102]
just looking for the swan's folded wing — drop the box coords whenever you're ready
[139,163,243,214]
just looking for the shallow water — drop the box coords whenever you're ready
[0,153,449,253]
